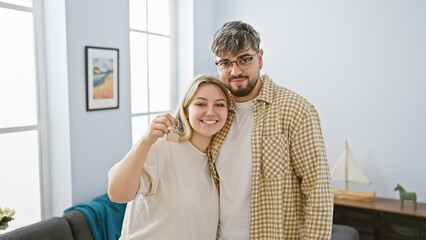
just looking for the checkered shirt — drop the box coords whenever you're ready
[208,75,334,239]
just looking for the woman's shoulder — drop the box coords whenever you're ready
[152,137,187,156]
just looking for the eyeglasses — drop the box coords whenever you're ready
[215,51,259,73]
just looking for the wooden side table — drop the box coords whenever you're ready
[333,197,426,240]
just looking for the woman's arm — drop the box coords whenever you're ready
[108,114,176,203]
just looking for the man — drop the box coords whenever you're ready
[208,21,334,239]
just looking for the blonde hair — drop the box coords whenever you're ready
[175,75,231,141]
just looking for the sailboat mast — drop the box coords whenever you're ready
[345,140,349,191]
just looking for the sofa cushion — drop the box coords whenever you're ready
[63,210,94,240]
[331,224,360,240]
[64,194,126,240]
[0,217,73,240]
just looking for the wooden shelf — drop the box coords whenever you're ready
[333,197,426,240]
[334,197,426,217]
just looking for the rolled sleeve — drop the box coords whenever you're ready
[137,144,160,196]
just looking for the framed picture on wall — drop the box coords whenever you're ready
[85,46,119,111]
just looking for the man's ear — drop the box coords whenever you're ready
[258,49,264,69]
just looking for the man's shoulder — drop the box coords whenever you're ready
[262,75,314,111]
[261,75,321,131]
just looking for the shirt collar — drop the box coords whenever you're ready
[255,74,274,105]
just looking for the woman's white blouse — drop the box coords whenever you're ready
[109,137,219,240]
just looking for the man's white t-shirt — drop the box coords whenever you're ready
[109,138,219,240]
[216,100,254,240]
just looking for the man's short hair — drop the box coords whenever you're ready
[210,21,261,57]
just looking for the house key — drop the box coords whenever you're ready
[166,125,180,143]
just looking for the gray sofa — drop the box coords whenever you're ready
[0,210,93,240]
[1,191,359,240]
[1,214,358,240]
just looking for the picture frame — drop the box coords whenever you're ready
[85,46,119,111]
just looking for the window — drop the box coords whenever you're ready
[129,0,173,143]
[0,0,46,231]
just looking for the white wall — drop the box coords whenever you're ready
[42,0,425,215]
[43,0,73,217]
[43,0,184,214]
[176,0,217,100]
[195,0,426,202]
[193,0,216,76]
[63,0,132,205]
[176,0,195,100]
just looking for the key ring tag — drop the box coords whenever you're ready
[166,122,180,143]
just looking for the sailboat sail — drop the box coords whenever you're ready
[331,141,370,184]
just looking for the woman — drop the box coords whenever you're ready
[108,75,231,239]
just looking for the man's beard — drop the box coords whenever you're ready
[227,75,258,97]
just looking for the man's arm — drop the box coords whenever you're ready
[291,105,334,239]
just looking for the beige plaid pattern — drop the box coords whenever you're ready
[208,75,333,239]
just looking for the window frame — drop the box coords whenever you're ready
[129,0,177,144]
[0,0,50,224]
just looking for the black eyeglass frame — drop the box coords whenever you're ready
[214,50,260,72]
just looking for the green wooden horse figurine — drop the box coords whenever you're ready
[394,184,417,209]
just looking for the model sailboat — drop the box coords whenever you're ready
[331,141,376,202]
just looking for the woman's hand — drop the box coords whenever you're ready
[143,113,177,145]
